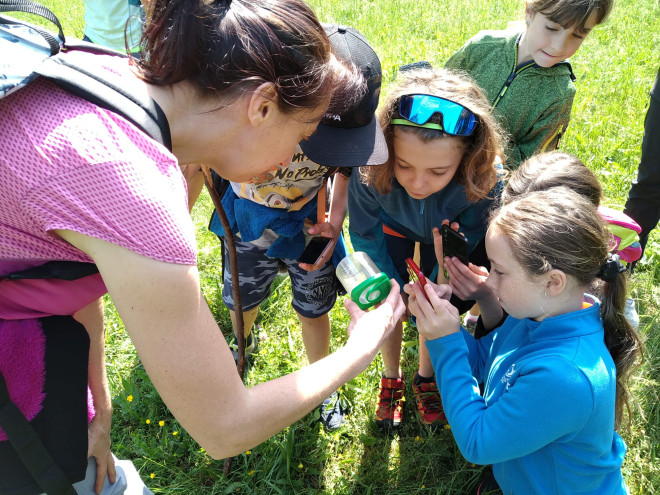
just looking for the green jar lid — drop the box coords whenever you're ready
[350,272,391,310]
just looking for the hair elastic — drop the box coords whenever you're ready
[597,253,626,282]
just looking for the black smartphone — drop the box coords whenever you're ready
[297,236,334,265]
[441,224,469,265]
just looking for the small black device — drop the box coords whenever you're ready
[441,224,469,265]
[297,236,334,265]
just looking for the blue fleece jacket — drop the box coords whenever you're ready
[426,297,628,494]
[347,172,503,288]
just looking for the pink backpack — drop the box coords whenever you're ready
[598,206,643,265]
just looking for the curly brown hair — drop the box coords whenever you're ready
[359,67,507,201]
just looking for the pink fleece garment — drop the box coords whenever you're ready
[0,319,45,441]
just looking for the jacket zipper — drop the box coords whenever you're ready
[491,35,537,110]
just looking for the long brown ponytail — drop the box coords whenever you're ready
[493,187,643,429]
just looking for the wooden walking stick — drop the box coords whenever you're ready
[200,166,245,474]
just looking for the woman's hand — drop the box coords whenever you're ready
[344,280,406,354]
[404,279,460,341]
[298,222,337,272]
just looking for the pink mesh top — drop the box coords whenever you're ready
[0,56,197,316]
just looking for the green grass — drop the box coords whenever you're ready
[18,0,660,493]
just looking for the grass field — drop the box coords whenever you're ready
[19,0,660,493]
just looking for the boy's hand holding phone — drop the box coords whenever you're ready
[297,222,337,271]
[297,235,334,271]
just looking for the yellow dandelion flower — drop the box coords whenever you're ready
[173,431,179,436]
[159,420,165,427]
[126,395,133,402]
[245,450,251,455]
[150,473,155,479]
[443,424,451,430]
[422,485,425,489]
[248,470,255,476]
[145,419,151,424]
[298,463,303,469]
[415,435,420,442]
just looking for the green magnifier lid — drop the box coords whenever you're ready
[350,272,391,310]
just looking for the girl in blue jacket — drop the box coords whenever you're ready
[347,67,506,431]
[406,187,642,494]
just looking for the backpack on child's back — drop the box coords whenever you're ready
[598,205,643,265]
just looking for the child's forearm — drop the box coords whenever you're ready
[74,298,112,418]
[328,174,349,235]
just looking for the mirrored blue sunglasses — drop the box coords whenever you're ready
[391,94,478,136]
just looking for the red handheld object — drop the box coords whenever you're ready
[405,257,429,301]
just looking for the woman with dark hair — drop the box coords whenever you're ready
[0,0,404,492]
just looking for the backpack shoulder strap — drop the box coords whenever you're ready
[35,46,172,150]
[1,0,171,150]
[0,372,76,495]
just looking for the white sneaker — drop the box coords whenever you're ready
[624,298,639,331]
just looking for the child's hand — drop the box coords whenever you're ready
[87,411,116,494]
[432,220,460,284]
[298,222,337,271]
[404,279,460,340]
[444,258,493,302]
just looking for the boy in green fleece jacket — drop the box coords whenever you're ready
[445,0,613,169]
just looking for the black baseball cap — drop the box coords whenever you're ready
[299,24,388,168]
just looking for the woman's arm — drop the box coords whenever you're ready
[56,229,404,459]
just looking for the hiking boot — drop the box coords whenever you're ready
[318,390,348,431]
[412,373,447,429]
[472,466,503,495]
[375,375,405,431]
[228,331,258,366]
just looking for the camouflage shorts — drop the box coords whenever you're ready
[222,239,337,318]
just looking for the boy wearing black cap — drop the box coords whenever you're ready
[208,25,387,431]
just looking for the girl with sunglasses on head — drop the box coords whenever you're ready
[406,187,642,494]
[445,0,613,169]
[0,1,406,492]
[347,67,506,431]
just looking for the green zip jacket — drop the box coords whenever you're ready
[445,29,576,169]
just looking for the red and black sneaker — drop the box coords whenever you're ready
[412,373,447,429]
[375,374,405,431]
